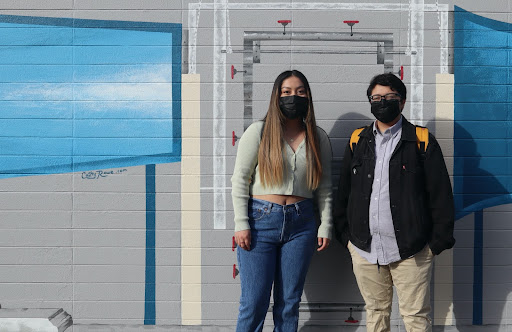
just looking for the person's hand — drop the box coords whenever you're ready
[235,230,252,251]
[317,237,330,251]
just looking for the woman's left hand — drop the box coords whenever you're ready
[317,237,330,251]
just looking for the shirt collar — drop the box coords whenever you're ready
[373,115,403,138]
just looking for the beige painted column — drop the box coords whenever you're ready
[434,73,454,325]
[181,74,202,325]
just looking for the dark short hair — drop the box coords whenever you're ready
[366,72,406,101]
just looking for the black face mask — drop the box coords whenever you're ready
[371,99,401,123]
[279,95,308,119]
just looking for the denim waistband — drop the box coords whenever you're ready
[249,197,313,213]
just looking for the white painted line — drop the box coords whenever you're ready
[440,10,449,74]
[213,0,228,230]
[409,0,424,125]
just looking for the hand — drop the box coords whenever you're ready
[235,230,252,251]
[317,237,330,251]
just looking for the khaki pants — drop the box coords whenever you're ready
[348,242,434,332]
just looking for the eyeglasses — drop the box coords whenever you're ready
[368,93,401,102]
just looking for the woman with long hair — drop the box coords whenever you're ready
[231,70,333,331]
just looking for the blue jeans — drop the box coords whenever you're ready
[236,198,317,332]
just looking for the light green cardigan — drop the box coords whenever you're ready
[230,121,333,239]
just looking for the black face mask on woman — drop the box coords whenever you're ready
[371,99,401,124]
[279,95,308,119]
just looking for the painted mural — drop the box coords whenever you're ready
[0,1,511,331]
[0,15,182,179]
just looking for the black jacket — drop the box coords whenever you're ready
[333,117,455,258]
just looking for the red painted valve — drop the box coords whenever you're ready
[343,20,359,36]
[344,308,359,323]
[232,131,238,146]
[231,65,246,79]
[232,236,236,251]
[399,65,404,80]
[233,264,239,279]
[278,20,292,35]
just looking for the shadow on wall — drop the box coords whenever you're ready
[434,122,510,331]
[299,112,373,329]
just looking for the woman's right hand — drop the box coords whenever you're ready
[235,230,251,251]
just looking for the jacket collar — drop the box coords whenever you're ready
[360,116,416,142]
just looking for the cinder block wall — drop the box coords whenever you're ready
[0,1,511,331]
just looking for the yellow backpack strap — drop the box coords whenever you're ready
[349,127,365,152]
[415,126,429,153]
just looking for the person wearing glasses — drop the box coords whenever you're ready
[232,70,332,331]
[333,73,455,332]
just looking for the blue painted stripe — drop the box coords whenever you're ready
[73,138,175,156]
[0,101,72,119]
[455,194,512,220]
[453,157,512,176]
[0,119,72,137]
[145,164,156,325]
[0,27,73,45]
[74,119,175,138]
[453,103,508,120]
[0,46,73,64]
[74,28,173,46]
[473,210,483,325]
[0,83,73,101]
[73,46,173,64]
[74,101,173,119]
[0,138,72,155]
[73,64,172,83]
[72,83,173,101]
[0,65,73,83]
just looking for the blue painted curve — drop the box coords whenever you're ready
[454,6,512,325]
[454,7,512,219]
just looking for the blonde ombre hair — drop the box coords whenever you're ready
[258,70,322,190]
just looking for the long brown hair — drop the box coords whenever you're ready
[258,70,323,190]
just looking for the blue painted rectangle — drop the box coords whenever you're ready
[0,119,72,137]
[0,65,73,83]
[453,139,509,157]
[75,120,174,138]
[0,156,73,176]
[453,66,508,85]
[144,164,156,325]
[454,5,512,228]
[73,138,175,156]
[0,83,73,101]
[0,46,73,64]
[454,121,508,139]
[0,16,181,179]
[454,157,512,176]
[455,84,507,103]
[453,48,509,67]
[453,103,508,120]
[73,83,173,101]
[74,28,172,46]
[0,138,72,155]
[452,176,511,194]
[73,46,173,64]
[0,101,72,119]
[0,27,73,45]
[74,101,173,119]
[453,30,509,48]
[73,64,172,83]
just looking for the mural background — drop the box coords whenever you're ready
[0,0,511,331]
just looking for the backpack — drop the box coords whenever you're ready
[349,126,429,153]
